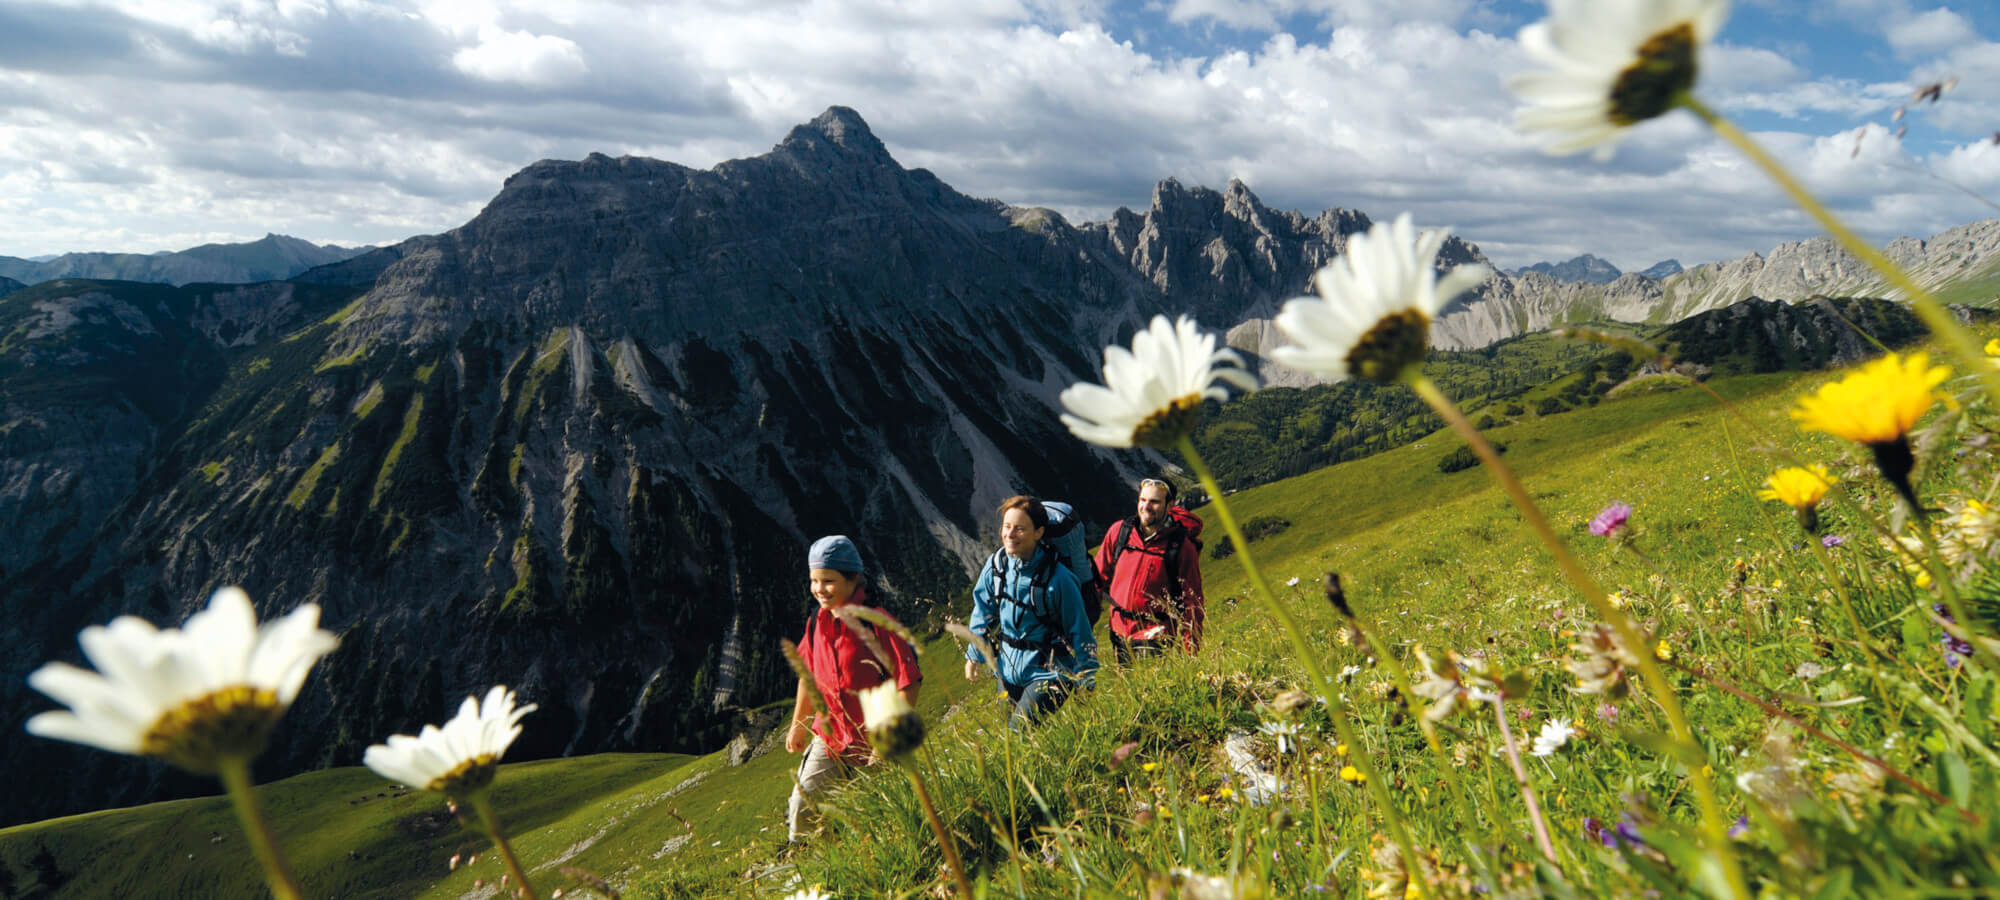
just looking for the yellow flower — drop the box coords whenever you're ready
[1655,640,1674,662]
[1791,352,1949,445]
[1340,765,1366,783]
[1986,337,2000,357]
[1335,742,1349,756]
[1218,787,1234,799]
[1757,465,1834,510]
[1141,761,1158,773]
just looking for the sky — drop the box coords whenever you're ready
[6,0,2000,272]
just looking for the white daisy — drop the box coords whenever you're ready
[1510,0,1731,159]
[1530,717,1577,757]
[858,682,924,761]
[1059,314,1258,448]
[1257,719,1303,754]
[26,586,338,774]
[1269,214,1489,384]
[363,686,536,796]
[782,888,833,900]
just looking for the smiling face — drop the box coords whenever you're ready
[1001,506,1044,560]
[1136,482,1171,532]
[809,568,860,610]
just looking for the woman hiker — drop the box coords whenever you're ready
[963,496,1099,728]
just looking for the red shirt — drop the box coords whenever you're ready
[799,595,922,759]
[1096,520,1205,652]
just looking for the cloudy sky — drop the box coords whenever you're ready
[6,0,2000,271]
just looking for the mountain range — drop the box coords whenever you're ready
[4,106,1997,826]
[1511,254,1683,285]
[0,234,372,287]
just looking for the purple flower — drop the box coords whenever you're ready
[1934,604,1975,669]
[1589,502,1633,538]
[1584,814,1647,850]
[1596,703,1619,724]
[1821,534,1846,548]
[1728,815,1749,839]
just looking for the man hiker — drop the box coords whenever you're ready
[1095,476,1205,664]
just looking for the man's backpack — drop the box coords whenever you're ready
[1102,506,1204,611]
[1041,501,1102,625]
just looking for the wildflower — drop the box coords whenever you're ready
[1286,576,1301,587]
[1589,502,1633,538]
[25,586,338,774]
[1530,718,1576,757]
[1791,352,1949,508]
[1510,0,1729,158]
[856,682,924,762]
[1269,213,1489,384]
[1258,720,1303,754]
[364,686,536,797]
[1218,786,1235,799]
[1340,765,1366,784]
[1596,703,1619,724]
[1728,816,1750,839]
[1793,661,1826,680]
[1058,314,1257,448]
[1363,838,1409,900]
[1934,604,1977,668]
[1757,465,1834,533]
[1653,640,1673,662]
[1339,665,1362,682]
[1142,761,1160,773]
[1987,337,2000,358]
[781,887,833,900]
[1566,625,1640,697]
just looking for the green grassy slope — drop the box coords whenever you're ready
[11,355,1991,897]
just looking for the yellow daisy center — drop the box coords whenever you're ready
[866,710,926,762]
[1345,309,1430,384]
[1131,393,1205,449]
[1609,24,1697,126]
[140,685,286,774]
[428,753,501,796]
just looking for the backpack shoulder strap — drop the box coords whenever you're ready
[1105,517,1136,573]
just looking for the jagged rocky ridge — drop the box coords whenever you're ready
[5,105,1997,826]
[0,108,1397,825]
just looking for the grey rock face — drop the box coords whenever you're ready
[1518,253,1622,284]
[1639,259,1683,280]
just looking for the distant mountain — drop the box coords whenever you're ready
[1639,259,1683,279]
[0,276,21,297]
[1517,253,1622,284]
[0,107,1398,825]
[0,234,373,287]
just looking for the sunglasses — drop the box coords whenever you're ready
[1139,478,1171,489]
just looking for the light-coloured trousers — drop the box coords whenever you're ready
[786,736,854,841]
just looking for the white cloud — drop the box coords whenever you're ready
[451,26,587,85]
[1887,7,1977,57]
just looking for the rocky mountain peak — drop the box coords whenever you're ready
[777,105,895,165]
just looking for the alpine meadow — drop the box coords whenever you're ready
[11,1,2000,898]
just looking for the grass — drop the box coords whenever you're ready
[15,346,2000,897]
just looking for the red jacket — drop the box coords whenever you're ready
[1095,520,1204,652]
[799,594,922,759]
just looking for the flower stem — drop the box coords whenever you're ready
[905,765,975,898]
[1665,657,1978,822]
[471,792,537,900]
[216,755,304,900]
[1176,434,1433,900]
[1489,696,1558,864]
[1681,95,2000,410]
[1404,373,1748,900]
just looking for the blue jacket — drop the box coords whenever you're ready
[965,544,1099,687]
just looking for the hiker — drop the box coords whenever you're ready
[963,496,1099,728]
[1096,476,1205,663]
[785,535,922,842]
